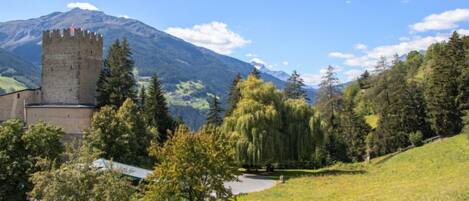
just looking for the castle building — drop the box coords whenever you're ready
[0,28,103,139]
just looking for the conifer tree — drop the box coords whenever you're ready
[139,85,146,111]
[225,73,242,117]
[358,70,370,89]
[340,83,371,161]
[284,70,307,100]
[316,65,342,123]
[460,35,469,110]
[206,96,223,126]
[426,43,463,136]
[372,56,391,110]
[316,65,346,163]
[249,67,261,79]
[447,32,469,111]
[96,38,137,108]
[145,74,174,143]
[376,55,412,152]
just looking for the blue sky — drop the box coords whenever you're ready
[1,0,469,85]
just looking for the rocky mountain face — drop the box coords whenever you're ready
[0,47,38,88]
[0,8,315,128]
[251,61,290,81]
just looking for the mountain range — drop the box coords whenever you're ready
[0,8,315,128]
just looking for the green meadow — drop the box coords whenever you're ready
[239,134,469,201]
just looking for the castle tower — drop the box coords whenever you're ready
[41,28,103,105]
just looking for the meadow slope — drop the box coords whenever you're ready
[239,134,469,201]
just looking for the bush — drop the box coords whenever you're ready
[409,131,424,147]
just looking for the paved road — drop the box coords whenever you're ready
[224,174,277,195]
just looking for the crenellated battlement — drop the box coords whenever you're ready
[42,28,103,45]
[40,27,103,106]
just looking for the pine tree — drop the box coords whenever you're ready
[284,70,307,100]
[340,83,371,161]
[372,56,391,110]
[96,39,137,108]
[315,65,345,163]
[447,32,469,111]
[225,73,242,117]
[376,55,413,152]
[460,35,469,110]
[249,67,261,79]
[145,74,174,143]
[426,43,463,136]
[206,96,223,126]
[316,65,342,127]
[139,85,146,111]
[358,70,370,89]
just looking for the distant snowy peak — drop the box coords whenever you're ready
[250,61,290,81]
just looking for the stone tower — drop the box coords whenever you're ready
[41,28,103,105]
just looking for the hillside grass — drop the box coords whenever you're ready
[0,76,26,93]
[238,134,469,201]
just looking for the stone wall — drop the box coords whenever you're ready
[0,89,41,122]
[25,105,96,138]
[41,29,103,105]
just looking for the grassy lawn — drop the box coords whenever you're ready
[238,134,469,201]
[0,76,26,93]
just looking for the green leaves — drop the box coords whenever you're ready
[0,119,64,200]
[224,75,322,167]
[84,98,155,167]
[144,125,237,201]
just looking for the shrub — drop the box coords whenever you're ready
[409,131,424,147]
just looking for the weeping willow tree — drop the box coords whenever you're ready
[309,112,326,166]
[282,99,316,162]
[224,75,325,168]
[223,75,283,167]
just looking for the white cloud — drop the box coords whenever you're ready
[354,43,367,51]
[282,61,289,66]
[67,2,99,11]
[302,74,323,86]
[165,21,251,54]
[118,15,130,19]
[344,69,362,80]
[328,51,354,59]
[410,8,469,32]
[366,35,447,59]
[333,34,448,69]
[319,66,342,74]
[456,28,469,36]
[245,53,257,58]
[250,57,267,65]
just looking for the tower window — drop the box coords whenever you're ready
[17,93,20,99]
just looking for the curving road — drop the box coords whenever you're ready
[224,174,277,195]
